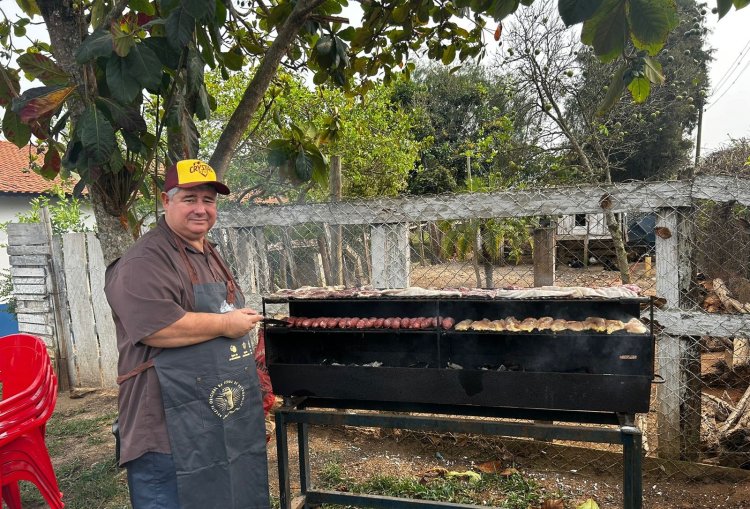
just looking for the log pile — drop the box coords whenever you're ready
[701,278,750,313]
[702,387,750,468]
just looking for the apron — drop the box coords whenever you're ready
[124,237,270,509]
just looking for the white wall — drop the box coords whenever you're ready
[0,194,96,274]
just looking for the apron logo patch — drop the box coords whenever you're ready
[229,344,241,361]
[209,380,245,419]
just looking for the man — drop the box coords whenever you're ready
[105,159,270,509]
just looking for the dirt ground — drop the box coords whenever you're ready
[41,391,750,509]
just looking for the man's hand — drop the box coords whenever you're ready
[222,308,263,338]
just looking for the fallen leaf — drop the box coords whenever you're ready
[475,460,504,474]
[497,467,519,477]
[654,226,672,239]
[541,500,564,509]
[419,467,448,483]
[576,499,600,509]
[446,470,481,483]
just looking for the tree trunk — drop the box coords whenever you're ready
[92,190,136,266]
[605,211,631,284]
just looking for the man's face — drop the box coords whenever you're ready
[162,186,218,242]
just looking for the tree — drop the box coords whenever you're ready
[1,0,744,266]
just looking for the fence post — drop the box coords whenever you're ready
[370,224,410,289]
[533,221,556,287]
[655,207,700,460]
[329,156,344,286]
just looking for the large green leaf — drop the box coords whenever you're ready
[558,0,604,25]
[12,85,76,123]
[17,53,70,86]
[580,0,627,63]
[2,108,31,148]
[643,56,664,85]
[182,0,215,21]
[0,67,21,107]
[95,97,147,133]
[627,76,650,103]
[106,56,141,103]
[141,37,181,68]
[129,0,156,14]
[717,0,733,17]
[126,44,163,91]
[186,48,205,94]
[490,0,521,20]
[39,146,61,179]
[627,0,677,55]
[597,64,627,115]
[166,7,195,50]
[15,0,40,16]
[79,106,116,165]
[295,147,313,181]
[111,22,136,57]
[75,29,114,64]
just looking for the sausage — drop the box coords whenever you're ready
[441,317,456,330]
[401,318,411,328]
[374,318,385,328]
[347,317,359,328]
[301,318,313,328]
[391,318,401,329]
[355,319,367,329]
[383,318,393,328]
[318,318,329,329]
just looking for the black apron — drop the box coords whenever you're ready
[153,240,270,509]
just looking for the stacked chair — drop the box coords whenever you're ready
[0,333,64,508]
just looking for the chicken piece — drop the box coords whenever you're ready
[624,318,649,334]
[550,319,567,332]
[536,316,554,331]
[470,318,494,331]
[490,319,507,331]
[505,317,522,332]
[605,319,625,334]
[455,319,473,331]
[519,317,539,332]
[584,317,607,333]
[565,320,585,332]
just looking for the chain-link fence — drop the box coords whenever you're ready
[211,174,750,477]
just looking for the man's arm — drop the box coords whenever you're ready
[142,308,263,348]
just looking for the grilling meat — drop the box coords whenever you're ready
[490,319,506,331]
[550,319,567,331]
[505,317,522,332]
[455,319,473,331]
[584,317,607,332]
[624,318,649,334]
[469,319,494,331]
[519,317,538,332]
[537,317,554,331]
[605,319,625,334]
[565,320,585,332]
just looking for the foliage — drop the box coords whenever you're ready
[318,460,561,509]
[200,70,420,202]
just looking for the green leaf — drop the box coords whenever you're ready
[442,44,457,65]
[558,0,604,25]
[597,64,627,115]
[187,48,204,94]
[734,0,750,8]
[221,49,243,71]
[295,147,313,181]
[141,37,181,68]
[106,56,141,103]
[627,76,650,103]
[391,4,410,23]
[580,0,627,63]
[111,22,136,57]
[15,0,40,16]
[0,67,21,107]
[182,0,214,21]
[627,0,678,55]
[2,108,31,148]
[491,0,521,19]
[643,56,664,85]
[195,85,211,120]
[717,0,733,17]
[12,85,76,123]
[576,499,600,509]
[79,106,116,165]
[17,53,70,86]
[95,97,147,133]
[166,7,195,50]
[129,0,156,14]
[126,44,163,91]
[75,29,114,64]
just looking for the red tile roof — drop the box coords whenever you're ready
[0,141,76,195]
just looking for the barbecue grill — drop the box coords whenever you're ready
[264,293,655,509]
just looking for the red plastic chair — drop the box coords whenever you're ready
[0,334,64,508]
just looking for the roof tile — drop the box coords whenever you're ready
[0,141,75,195]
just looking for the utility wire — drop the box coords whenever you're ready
[710,36,750,98]
[706,56,750,110]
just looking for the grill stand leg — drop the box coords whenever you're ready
[621,426,643,509]
[298,422,311,508]
[276,410,292,509]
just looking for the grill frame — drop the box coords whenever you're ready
[263,295,655,415]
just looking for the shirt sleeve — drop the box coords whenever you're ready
[105,254,187,345]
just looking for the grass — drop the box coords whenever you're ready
[317,461,565,509]
[17,407,129,509]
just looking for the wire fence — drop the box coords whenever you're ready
[210,174,750,477]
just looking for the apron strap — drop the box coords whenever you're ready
[205,241,238,305]
[116,358,156,385]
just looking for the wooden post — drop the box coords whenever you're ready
[370,224,410,289]
[329,156,344,286]
[533,222,556,287]
[655,208,700,460]
[316,236,333,286]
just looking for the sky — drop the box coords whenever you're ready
[4,2,750,158]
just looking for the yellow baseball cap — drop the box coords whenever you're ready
[164,159,230,195]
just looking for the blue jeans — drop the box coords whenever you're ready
[126,452,180,509]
